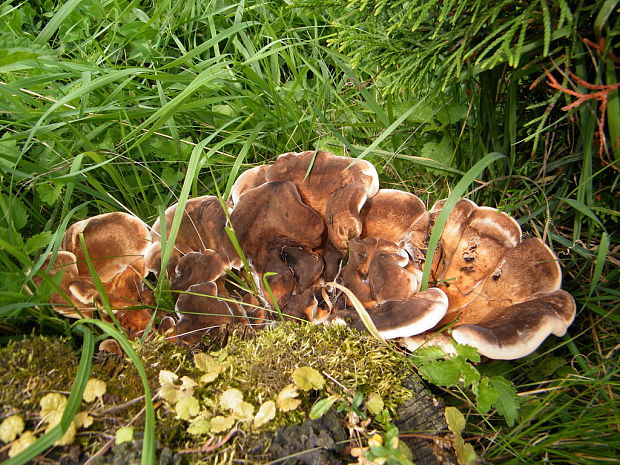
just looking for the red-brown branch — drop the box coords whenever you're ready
[545,67,619,171]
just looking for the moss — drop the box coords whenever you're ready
[0,323,417,464]
[0,336,79,412]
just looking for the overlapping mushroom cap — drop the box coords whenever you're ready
[36,212,153,333]
[42,151,576,359]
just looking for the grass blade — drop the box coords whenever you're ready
[325,281,386,345]
[35,0,86,45]
[77,320,155,465]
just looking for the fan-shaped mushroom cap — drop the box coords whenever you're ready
[61,212,150,282]
[170,250,228,292]
[342,237,422,310]
[438,206,522,311]
[174,281,247,344]
[38,251,90,317]
[230,180,325,308]
[147,195,240,275]
[451,290,576,359]
[40,213,152,324]
[431,198,477,279]
[335,288,448,340]
[266,151,379,250]
[361,189,427,251]
[445,237,563,325]
[281,245,324,291]
[230,165,270,205]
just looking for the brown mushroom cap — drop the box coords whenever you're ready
[147,195,240,275]
[342,237,422,310]
[62,212,150,282]
[39,250,91,317]
[437,206,522,311]
[361,189,427,248]
[335,287,448,340]
[41,213,152,323]
[266,150,379,251]
[170,250,228,292]
[230,165,270,205]
[451,290,576,359]
[431,198,477,279]
[446,237,563,325]
[230,180,325,308]
[174,281,247,344]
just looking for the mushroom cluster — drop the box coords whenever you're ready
[40,151,576,359]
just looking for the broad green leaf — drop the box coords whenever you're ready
[36,182,63,206]
[25,232,53,255]
[476,377,500,414]
[419,358,462,387]
[366,393,385,416]
[309,396,339,419]
[411,345,447,360]
[488,376,519,426]
[455,344,481,363]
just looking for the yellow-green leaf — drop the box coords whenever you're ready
[0,415,25,443]
[233,401,255,420]
[292,366,325,391]
[276,384,301,412]
[210,415,234,433]
[366,393,384,416]
[158,370,197,405]
[220,388,244,411]
[254,401,276,427]
[83,378,107,403]
[74,412,93,429]
[445,406,466,436]
[175,396,201,420]
[8,431,37,458]
[454,436,477,465]
[115,426,134,445]
[195,352,223,383]
[54,422,76,446]
[39,393,66,420]
[187,415,211,436]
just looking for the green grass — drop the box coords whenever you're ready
[0,0,618,464]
